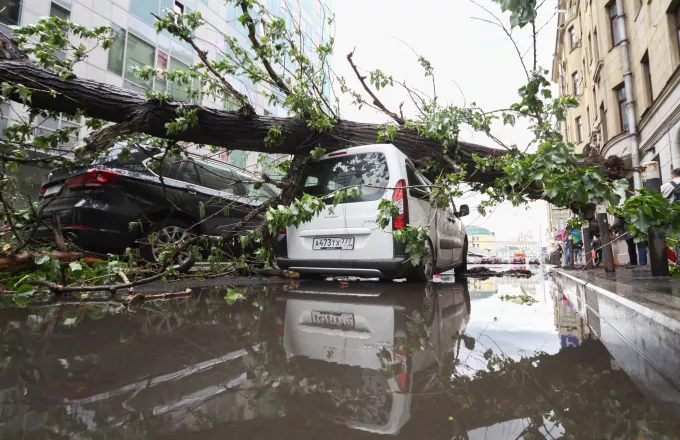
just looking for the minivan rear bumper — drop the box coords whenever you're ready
[276,256,411,279]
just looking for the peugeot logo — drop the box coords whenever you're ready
[328,206,335,215]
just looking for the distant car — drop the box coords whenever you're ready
[36,145,280,264]
[501,257,512,264]
[492,256,502,264]
[511,256,525,264]
[480,256,492,264]
[528,258,540,265]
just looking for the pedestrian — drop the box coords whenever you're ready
[591,231,602,265]
[614,216,647,266]
[563,231,571,267]
[574,240,583,263]
[660,168,680,200]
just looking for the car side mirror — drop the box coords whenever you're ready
[458,204,470,217]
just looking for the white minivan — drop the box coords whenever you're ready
[276,144,469,280]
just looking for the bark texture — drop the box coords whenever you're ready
[0,32,506,187]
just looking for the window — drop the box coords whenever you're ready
[572,71,581,96]
[50,3,70,20]
[168,57,191,101]
[609,2,623,46]
[158,156,182,179]
[153,50,168,92]
[1,102,10,140]
[576,117,583,143]
[124,33,155,87]
[50,3,70,60]
[593,28,600,62]
[641,51,653,108]
[229,150,247,168]
[586,106,591,132]
[301,153,389,203]
[34,115,80,150]
[107,25,126,76]
[196,160,245,195]
[130,0,159,26]
[0,0,21,25]
[600,103,608,142]
[569,26,577,49]
[582,59,587,86]
[173,0,184,14]
[406,163,429,200]
[616,85,629,131]
[674,6,680,58]
[588,34,593,63]
[176,161,201,185]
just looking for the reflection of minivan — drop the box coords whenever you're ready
[276,145,469,280]
[275,281,471,435]
[37,145,279,261]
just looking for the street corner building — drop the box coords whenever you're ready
[549,0,680,262]
[0,0,333,197]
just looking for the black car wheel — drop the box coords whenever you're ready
[141,218,196,272]
[408,241,434,282]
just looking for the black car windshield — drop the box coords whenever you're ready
[302,152,389,203]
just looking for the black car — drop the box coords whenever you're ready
[36,146,279,262]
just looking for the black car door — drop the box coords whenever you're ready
[169,159,209,228]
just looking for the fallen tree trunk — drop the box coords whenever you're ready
[0,251,100,271]
[0,33,505,187]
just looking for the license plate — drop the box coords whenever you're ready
[311,311,355,328]
[312,237,354,250]
[44,185,63,197]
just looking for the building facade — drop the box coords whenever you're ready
[467,225,497,256]
[552,0,680,185]
[1,0,331,177]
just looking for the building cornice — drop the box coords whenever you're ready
[637,64,680,152]
[601,131,631,157]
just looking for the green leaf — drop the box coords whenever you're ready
[224,288,246,305]
[34,255,50,265]
[16,284,37,296]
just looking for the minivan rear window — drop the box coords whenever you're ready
[302,152,389,203]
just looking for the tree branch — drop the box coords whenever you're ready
[239,2,293,97]
[346,49,406,125]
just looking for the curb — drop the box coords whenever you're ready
[552,269,680,335]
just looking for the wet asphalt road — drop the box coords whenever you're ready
[0,265,679,439]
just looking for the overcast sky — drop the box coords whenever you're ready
[328,0,558,242]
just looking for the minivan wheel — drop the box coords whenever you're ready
[140,219,196,272]
[454,240,468,277]
[408,241,434,282]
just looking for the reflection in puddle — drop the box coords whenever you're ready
[0,272,678,439]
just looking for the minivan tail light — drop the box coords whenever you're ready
[328,151,346,157]
[66,169,120,190]
[39,187,46,197]
[392,179,409,229]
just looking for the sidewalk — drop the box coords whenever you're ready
[551,266,680,410]
[552,266,680,328]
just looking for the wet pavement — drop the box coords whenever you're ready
[1,266,679,439]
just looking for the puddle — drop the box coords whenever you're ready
[0,269,678,439]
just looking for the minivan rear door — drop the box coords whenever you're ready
[287,150,394,261]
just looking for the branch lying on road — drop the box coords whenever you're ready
[123,288,193,307]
